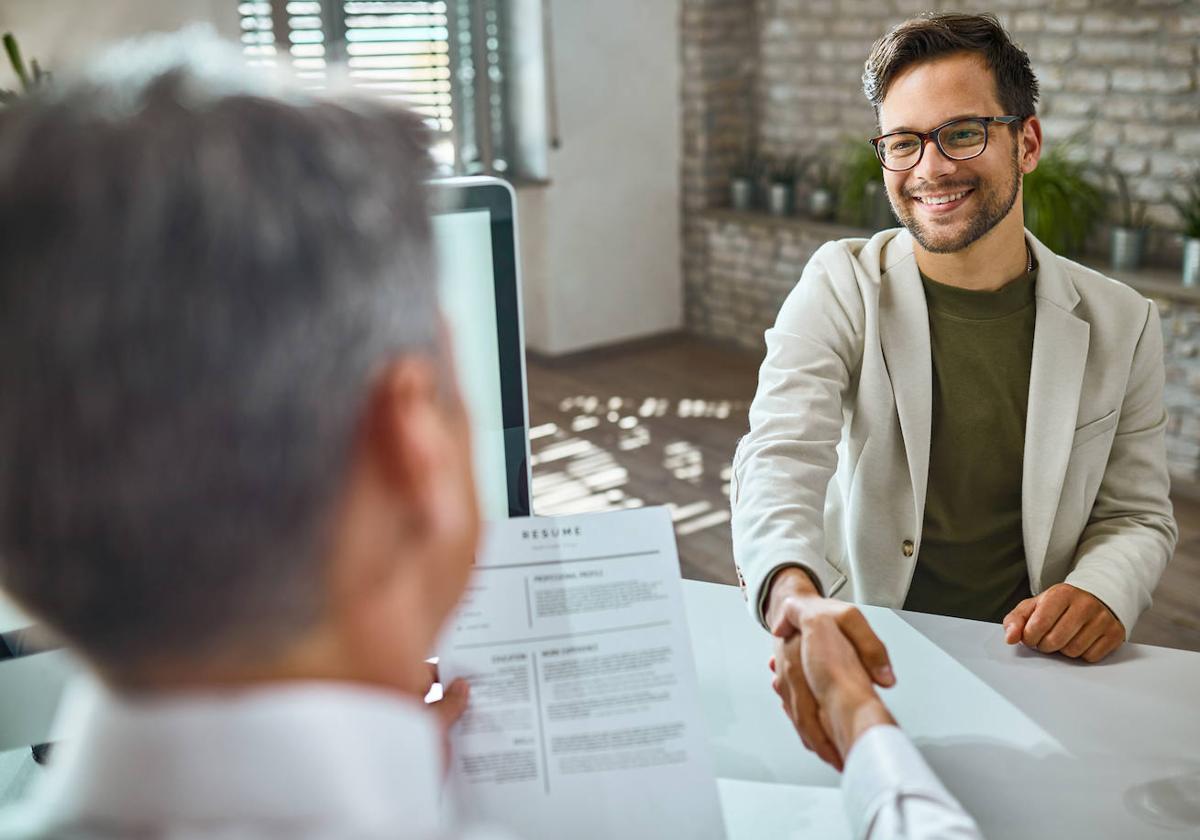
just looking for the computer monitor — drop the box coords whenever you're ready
[431,176,532,519]
[0,176,533,751]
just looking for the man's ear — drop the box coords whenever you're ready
[1019,115,1043,175]
[366,355,454,539]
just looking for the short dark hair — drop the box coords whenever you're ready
[0,34,438,674]
[863,13,1039,122]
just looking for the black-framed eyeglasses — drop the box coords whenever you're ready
[869,115,1024,172]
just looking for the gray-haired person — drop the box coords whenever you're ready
[0,33,978,839]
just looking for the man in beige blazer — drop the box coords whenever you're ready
[732,13,1177,769]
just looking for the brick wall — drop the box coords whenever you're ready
[752,0,1199,229]
[681,0,756,335]
[1160,297,1200,478]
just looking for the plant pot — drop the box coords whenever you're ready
[808,188,835,220]
[1184,237,1200,287]
[767,183,793,217]
[1110,227,1147,272]
[730,177,754,211]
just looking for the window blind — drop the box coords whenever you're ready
[238,0,520,175]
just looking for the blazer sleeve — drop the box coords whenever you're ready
[1064,299,1178,637]
[730,242,866,628]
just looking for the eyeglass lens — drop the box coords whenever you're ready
[877,119,988,170]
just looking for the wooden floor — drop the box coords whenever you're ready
[526,335,1200,654]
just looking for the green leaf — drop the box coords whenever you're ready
[3,33,31,92]
[1022,143,1104,254]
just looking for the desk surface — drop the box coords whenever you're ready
[685,579,1200,839]
[3,582,1199,837]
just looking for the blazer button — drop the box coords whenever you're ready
[902,540,915,557]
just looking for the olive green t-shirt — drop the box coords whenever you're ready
[902,267,1038,623]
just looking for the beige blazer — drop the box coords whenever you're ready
[730,228,1177,637]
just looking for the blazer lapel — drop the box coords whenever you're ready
[877,234,932,529]
[1022,232,1089,588]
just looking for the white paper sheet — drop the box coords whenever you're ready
[437,507,727,840]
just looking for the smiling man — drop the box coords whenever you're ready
[731,13,1177,768]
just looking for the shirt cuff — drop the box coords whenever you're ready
[755,563,824,629]
[841,724,958,838]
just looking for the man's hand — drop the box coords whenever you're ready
[1002,583,1125,662]
[776,613,897,761]
[423,662,470,772]
[765,568,895,769]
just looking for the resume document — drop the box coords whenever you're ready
[437,506,726,839]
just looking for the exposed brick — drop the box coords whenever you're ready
[1041,116,1099,139]
[1112,68,1193,94]
[1176,130,1200,156]
[1065,68,1108,93]
[1042,15,1079,34]
[830,18,874,37]
[1037,65,1065,92]
[1122,123,1173,149]
[1034,37,1074,63]
[1013,12,1042,32]
[1049,96,1098,118]
[1075,38,1138,63]
[1081,14,1159,35]
[1150,99,1200,123]
[1112,150,1149,177]
[1150,152,1196,179]
[1097,94,1150,121]
[1161,43,1196,67]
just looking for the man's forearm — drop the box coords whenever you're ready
[827,692,896,758]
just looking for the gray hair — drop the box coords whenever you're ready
[0,31,438,672]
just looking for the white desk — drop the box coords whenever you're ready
[686,580,1200,839]
[3,582,1199,837]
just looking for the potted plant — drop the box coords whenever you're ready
[1,32,50,103]
[838,139,894,230]
[729,150,762,212]
[1170,168,1200,287]
[766,156,798,217]
[1106,167,1149,272]
[803,153,838,221]
[1022,141,1105,256]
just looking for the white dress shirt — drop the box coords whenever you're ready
[844,725,981,840]
[0,683,978,839]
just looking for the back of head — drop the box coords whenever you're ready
[0,29,437,677]
[863,13,1039,120]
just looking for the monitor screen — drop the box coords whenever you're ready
[430,178,531,520]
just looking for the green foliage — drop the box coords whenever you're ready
[1105,166,1148,229]
[1,33,50,103]
[801,150,839,193]
[1169,168,1200,240]
[1022,142,1105,255]
[837,139,885,227]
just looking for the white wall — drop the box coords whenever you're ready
[0,0,682,357]
[517,0,682,356]
[0,0,240,88]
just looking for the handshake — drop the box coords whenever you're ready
[764,566,1126,770]
[765,568,897,771]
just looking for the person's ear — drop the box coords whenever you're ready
[1019,115,1042,175]
[367,355,458,541]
